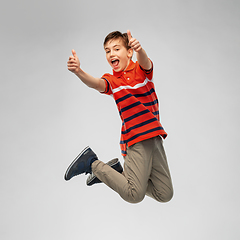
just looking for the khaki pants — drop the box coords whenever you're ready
[91,136,173,204]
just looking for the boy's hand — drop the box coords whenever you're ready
[127,30,142,52]
[127,30,152,70]
[67,49,81,74]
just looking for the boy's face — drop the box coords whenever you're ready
[104,38,133,72]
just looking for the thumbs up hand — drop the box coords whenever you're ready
[67,49,81,74]
[127,30,142,52]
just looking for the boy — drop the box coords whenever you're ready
[65,30,173,204]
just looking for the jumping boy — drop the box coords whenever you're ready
[65,30,173,204]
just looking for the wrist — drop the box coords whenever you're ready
[75,68,83,77]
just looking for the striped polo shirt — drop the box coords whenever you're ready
[102,60,167,156]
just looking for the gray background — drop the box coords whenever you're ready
[1,0,240,239]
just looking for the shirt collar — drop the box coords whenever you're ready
[113,60,135,77]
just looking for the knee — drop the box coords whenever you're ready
[154,188,173,203]
[127,189,145,204]
[160,188,174,203]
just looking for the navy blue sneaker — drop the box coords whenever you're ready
[64,146,98,181]
[86,158,123,186]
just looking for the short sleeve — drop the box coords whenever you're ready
[101,74,113,95]
[139,59,153,80]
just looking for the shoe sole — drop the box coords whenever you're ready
[64,146,90,181]
[86,158,119,186]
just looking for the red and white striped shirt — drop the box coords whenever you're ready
[102,60,167,156]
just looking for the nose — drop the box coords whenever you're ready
[110,50,114,57]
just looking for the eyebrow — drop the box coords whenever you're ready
[104,44,121,50]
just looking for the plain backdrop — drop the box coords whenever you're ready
[1,0,240,239]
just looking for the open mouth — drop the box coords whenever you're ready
[111,59,119,68]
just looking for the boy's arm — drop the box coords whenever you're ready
[127,30,152,70]
[67,49,106,92]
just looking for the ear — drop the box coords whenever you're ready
[127,48,133,59]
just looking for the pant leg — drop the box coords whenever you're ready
[91,139,153,204]
[146,136,174,202]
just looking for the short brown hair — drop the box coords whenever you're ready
[103,31,131,50]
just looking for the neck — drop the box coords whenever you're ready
[123,59,132,71]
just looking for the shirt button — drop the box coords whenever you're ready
[124,72,126,74]
[127,78,130,80]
